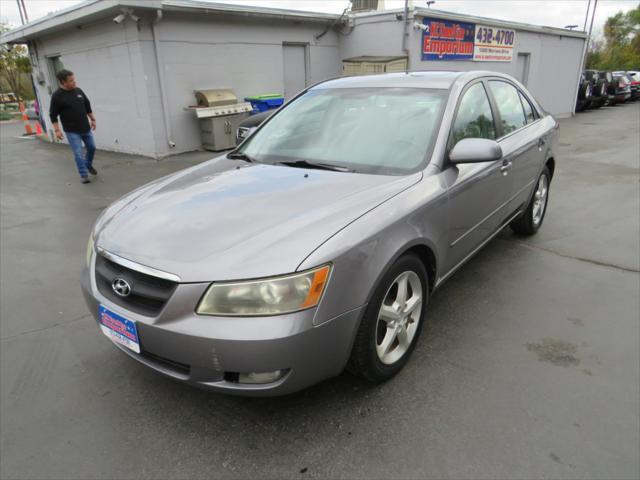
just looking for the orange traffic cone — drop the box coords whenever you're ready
[19,102,34,136]
[35,121,43,135]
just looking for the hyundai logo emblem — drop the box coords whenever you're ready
[112,277,132,297]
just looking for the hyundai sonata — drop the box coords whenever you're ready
[82,71,557,396]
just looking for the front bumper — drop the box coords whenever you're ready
[81,266,364,396]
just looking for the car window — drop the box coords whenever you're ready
[518,91,536,123]
[488,80,527,136]
[451,83,496,146]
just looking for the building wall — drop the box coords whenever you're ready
[136,12,342,156]
[31,19,158,156]
[340,12,585,118]
[26,8,584,158]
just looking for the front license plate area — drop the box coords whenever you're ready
[99,305,140,354]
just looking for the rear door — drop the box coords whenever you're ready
[442,81,514,274]
[486,80,546,213]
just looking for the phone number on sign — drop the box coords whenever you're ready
[476,27,515,46]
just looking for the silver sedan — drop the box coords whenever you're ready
[81,71,558,396]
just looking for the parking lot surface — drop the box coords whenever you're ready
[1,103,639,480]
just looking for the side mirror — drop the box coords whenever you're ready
[449,138,503,164]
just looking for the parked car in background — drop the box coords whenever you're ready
[235,110,273,145]
[82,71,558,396]
[583,70,608,109]
[0,92,18,104]
[576,72,593,112]
[611,73,633,103]
[620,72,640,100]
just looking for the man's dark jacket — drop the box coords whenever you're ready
[49,88,92,133]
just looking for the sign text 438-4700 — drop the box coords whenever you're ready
[473,24,516,62]
[421,17,516,62]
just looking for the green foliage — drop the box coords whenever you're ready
[0,23,34,100]
[587,4,640,70]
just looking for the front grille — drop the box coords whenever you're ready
[95,254,177,317]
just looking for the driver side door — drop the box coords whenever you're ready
[441,80,514,276]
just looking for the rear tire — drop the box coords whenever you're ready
[510,166,551,235]
[348,254,428,382]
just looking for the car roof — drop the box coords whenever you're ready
[311,71,514,90]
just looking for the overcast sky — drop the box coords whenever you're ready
[0,0,637,37]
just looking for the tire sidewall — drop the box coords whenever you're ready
[360,254,429,381]
[528,167,551,233]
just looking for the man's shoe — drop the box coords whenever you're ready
[88,166,98,175]
[81,177,91,184]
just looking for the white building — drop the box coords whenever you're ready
[1,0,587,158]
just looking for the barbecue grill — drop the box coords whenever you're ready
[188,89,252,151]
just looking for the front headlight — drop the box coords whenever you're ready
[85,234,94,267]
[196,265,331,316]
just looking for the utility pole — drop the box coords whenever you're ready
[584,0,598,66]
[573,0,598,114]
[20,0,29,23]
[16,0,25,25]
[583,0,591,31]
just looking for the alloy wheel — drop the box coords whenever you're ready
[375,271,423,365]
[532,174,548,226]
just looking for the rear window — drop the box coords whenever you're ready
[488,80,527,136]
[518,92,537,123]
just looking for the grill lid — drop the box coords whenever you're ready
[194,89,238,107]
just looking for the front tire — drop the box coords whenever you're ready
[348,253,428,382]
[510,166,551,235]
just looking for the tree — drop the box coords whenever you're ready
[588,4,640,70]
[0,23,32,100]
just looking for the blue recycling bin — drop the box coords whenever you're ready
[245,94,284,114]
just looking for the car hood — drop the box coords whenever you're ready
[95,157,421,282]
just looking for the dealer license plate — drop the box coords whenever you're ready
[98,305,140,354]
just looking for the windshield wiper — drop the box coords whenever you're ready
[276,160,354,172]
[227,152,255,162]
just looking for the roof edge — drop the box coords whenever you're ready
[414,7,588,39]
[0,0,340,44]
[162,0,339,21]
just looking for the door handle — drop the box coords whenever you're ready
[538,138,546,149]
[500,160,512,176]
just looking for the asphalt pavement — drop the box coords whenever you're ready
[1,102,639,480]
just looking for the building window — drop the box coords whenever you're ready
[46,56,65,89]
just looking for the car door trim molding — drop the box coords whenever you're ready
[450,178,536,248]
[437,207,526,288]
[96,247,182,283]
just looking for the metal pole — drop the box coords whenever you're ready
[583,0,591,31]
[402,0,410,72]
[20,0,29,22]
[583,0,598,67]
[587,0,598,40]
[16,0,25,25]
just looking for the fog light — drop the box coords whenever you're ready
[238,370,285,384]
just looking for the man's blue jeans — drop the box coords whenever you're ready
[66,131,96,178]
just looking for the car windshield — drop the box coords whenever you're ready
[238,87,447,175]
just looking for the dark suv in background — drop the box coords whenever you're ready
[583,70,610,108]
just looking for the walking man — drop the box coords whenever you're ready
[49,70,97,184]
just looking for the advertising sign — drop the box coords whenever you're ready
[421,17,476,61]
[473,24,516,62]
[421,17,517,62]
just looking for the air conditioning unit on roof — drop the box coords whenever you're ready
[351,0,384,12]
